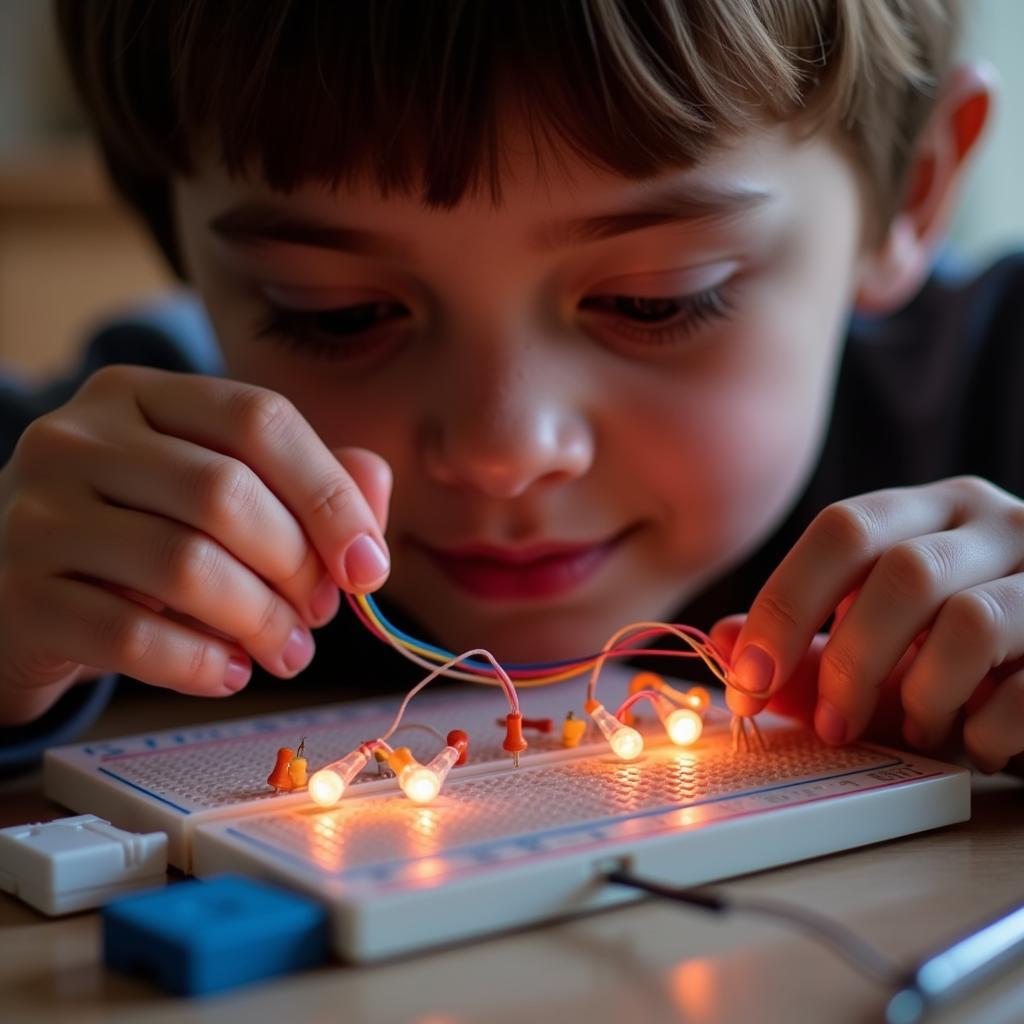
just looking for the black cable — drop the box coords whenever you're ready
[605,870,905,987]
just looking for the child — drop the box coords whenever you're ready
[1,1,1022,778]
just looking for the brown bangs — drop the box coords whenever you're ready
[55,0,960,275]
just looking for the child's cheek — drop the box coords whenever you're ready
[651,314,842,574]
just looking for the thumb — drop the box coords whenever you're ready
[711,613,828,723]
[710,614,769,717]
[332,447,393,536]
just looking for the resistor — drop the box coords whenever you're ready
[562,711,587,748]
[502,713,528,768]
[267,747,295,792]
[446,729,469,765]
[373,746,392,777]
[288,738,308,788]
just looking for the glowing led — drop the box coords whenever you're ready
[663,706,703,747]
[609,727,645,759]
[401,766,442,804]
[307,748,370,807]
[588,702,644,760]
[397,745,461,805]
[308,770,344,807]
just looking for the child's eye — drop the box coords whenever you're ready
[256,300,411,360]
[580,285,735,348]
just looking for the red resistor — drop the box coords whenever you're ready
[522,716,554,734]
[446,729,470,765]
[502,713,528,755]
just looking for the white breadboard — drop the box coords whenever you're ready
[43,671,970,961]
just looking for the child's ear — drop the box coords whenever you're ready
[854,63,996,315]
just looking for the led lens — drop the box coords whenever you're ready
[398,745,461,804]
[664,707,703,746]
[308,770,345,807]
[308,748,370,807]
[609,727,645,760]
[589,702,645,760]
[401,766,442,804]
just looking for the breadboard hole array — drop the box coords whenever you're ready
[219,729,895,878]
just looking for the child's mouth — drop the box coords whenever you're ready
[415,530,630,601]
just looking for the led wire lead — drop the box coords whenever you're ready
[349,592,766,750]
[390,722,447,744]
[378,648,520,743]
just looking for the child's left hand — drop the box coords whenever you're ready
[711,476,1024,774]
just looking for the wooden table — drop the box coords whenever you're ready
[2,685,1023,1024]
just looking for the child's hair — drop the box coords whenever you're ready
[56,0,962,276]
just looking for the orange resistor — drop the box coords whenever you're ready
[561,711,587,748]
[387,747,415,776]
[267,747,295,792]
[288,738,308,788]
[502,713,528,767]
[446,729,469,765]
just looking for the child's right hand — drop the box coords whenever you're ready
[0,365,392,725]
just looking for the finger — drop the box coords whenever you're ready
[711,616,830,722]
[60,427,332,628]
[710,615,769,717]
[963,668,1024,773]
[817,521,1021,743]
[731,482,987,705]
[332,447,393,534]
[766,633,830,724]
[728,635,831,723]
[35,500,316,679]
[900,574,1024,748]
[29,575,253,697]
[131,371,391,594]
[708,614,745,659]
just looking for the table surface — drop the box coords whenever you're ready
[2,685,1023,1024]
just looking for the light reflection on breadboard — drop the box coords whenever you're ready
[224,729,897,879]
[95,675,649,812]
[97,714,697,811]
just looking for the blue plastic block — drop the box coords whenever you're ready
[102,874,330,995]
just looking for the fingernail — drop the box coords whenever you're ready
[281,626,315,673]
[815,699,847,745]
[225,655,252,692]
[343,533,390,590]
[309,576,340,624]
[733,644,775,694]
[903,719,928,749]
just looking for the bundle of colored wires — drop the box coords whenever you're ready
[349,593,740,692]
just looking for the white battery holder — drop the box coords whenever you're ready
[0,814,167,915]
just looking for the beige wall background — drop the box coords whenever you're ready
[950,0,1024,260]
[0,0,1022,380]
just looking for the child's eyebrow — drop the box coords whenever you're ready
[535,183,773,249]
[207,184,772,258]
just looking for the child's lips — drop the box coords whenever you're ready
[415,530,632,600]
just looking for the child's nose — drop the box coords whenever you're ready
[419,346,594,499]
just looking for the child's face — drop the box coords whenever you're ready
[174,122,865,660]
